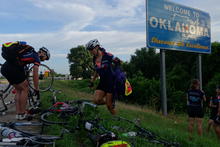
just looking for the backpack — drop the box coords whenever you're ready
[113,65,132,100]
[1,41,34,63]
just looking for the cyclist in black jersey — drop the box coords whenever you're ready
[1,41,50,120]
[207,87,220,133]
[86,39,120,115]
[187,79,206,138]
[212,86,220,140]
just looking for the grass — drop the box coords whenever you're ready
[40,80,220,147]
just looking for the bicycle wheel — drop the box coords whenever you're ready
[99,116,179,147]
[27,64,54,92]
[40,100,96,126]
[40,111,79,126]
[0,64,11,93]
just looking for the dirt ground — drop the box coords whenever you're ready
[0,86,41,134]
[0,90,18,122]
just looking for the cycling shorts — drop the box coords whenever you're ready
[187,106,204,118]
[1,62,26,85]
[96,77,114,93]
[210,108,218,120]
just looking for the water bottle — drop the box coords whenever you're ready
[122,131,137,137]
[1,127,22,139]
[85,122,93,131]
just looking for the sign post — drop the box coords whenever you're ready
[146,0,211,115]
[160,49,167,116]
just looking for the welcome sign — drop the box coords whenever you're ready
[146,0,211,53]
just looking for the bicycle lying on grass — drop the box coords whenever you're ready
[39,91,179,147]
[0,63,54,115]
[0,121,63,147]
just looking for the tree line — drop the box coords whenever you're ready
[67,42,220,113]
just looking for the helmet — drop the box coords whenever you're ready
[39,47,50,60]
[85,39,100,50]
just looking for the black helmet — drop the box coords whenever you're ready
[39,47,50,60]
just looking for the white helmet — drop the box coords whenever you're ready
[85,39,100,50]
[39,47,50,60]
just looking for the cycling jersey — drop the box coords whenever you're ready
[187,89,205,118]
[19,50,40,66]
[93,49,115,93]
[210,96,220,107]
[209,96,220,120]
[187,89,205,107]
[93,50,114,79]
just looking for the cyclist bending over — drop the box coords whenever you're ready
[86,39,120,115]
[1,41,50,120]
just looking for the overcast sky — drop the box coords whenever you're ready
[0,0,219,74]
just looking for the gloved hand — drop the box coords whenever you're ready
[88,81,94,88]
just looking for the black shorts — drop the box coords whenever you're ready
[187,106,204,118]
[1,61,26,85]
[96,78,114,93]
[210,108,218,120]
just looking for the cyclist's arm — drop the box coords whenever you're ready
[91,71,98,83]
[33,65,39,90]
[218,103,220,115]
[218,98,220,115]
[203,95,206,102]
[209,97,212,107]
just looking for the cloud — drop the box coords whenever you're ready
[0,0,219,74]
[27,0,96,31]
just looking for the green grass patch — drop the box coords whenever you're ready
[40,80,220,147]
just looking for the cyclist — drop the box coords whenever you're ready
[207,87,220,133]
[86,39,120,115]
[187,79,206,138]
[1,41,50,120]
[212,86,220,139]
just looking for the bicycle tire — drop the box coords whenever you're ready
[27,64,54,92]
[40,111,77,125]
[40,100,96,125]
[0,64,11,93]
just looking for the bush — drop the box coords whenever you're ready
[124,75,160,109]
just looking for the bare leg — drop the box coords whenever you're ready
[106,93,116,115]
[14,91,21,114]
[13,80,28,114]
[93,90,106,105]
[188,117,194,139]
[214,123,220,140]
[196,118,203,136]
[207,119,214,133]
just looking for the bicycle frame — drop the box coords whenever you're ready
[0,121,62,146]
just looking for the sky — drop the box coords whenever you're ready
[0,0,219,74]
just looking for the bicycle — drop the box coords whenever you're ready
[95,116,180,147]
[40,99,98,126]
[40,100,179,146]
[40,98,131,147]
[0,63,54,115]
[0,121,63,147]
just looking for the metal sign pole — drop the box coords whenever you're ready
[160,49,167,116]
[198,54,202,89]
